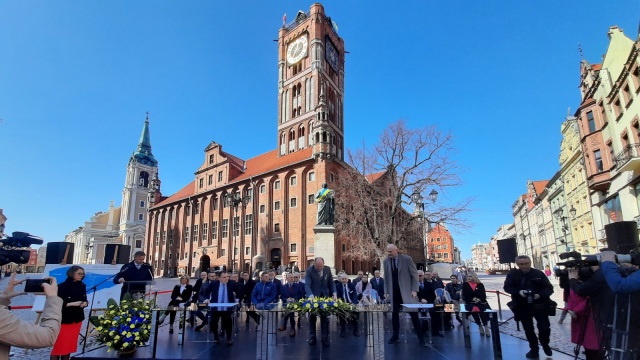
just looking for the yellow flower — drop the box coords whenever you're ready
[130,324,135,329]
[114,335,120,340]
[314,303,318,308]
[96,326,102,331]
[305,304,311,309]
[126,317,132,322]
[333,303,338,307]
[123,342,130,348]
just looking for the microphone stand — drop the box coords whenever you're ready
[81,270,125,354]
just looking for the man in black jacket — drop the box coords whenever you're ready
[504,255,554,359]
[417,270,444,337]
[114,251,154,301]
[239,271,259,325]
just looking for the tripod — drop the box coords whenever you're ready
[80,272,120,353]
[607,293,639,360]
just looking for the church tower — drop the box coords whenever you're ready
[120,114,159,253]
[277,3,345,160]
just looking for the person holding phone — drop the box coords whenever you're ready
[51,266,87,360]
[0,273,61,358]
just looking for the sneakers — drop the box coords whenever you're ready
[525,350,539,359]
[542,346,552,356]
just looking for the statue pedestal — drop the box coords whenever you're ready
[313,225,336,275]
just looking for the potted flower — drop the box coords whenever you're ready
[285,297,355,321]
[89,295,156,355]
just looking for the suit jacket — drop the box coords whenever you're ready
[58,278,87,324]
[113,261,154,300]
[370,277,385,295]
[198,280,215,302]
[0,295,62,358]
[383,254,419,305]
[208,281,236,312]
[191,278,204,302]
[240,279,257,304]
[304,266,335,298]
[335,282,358,304]
[272,279,283,300]
[170,284,193,303]
[280,282,304,301]
[417,280,439,303]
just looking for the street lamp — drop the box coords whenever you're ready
[225,191,251,272]
[411,189,438,263]
[553,207,572,252]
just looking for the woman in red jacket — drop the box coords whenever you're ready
[50,266,87,360]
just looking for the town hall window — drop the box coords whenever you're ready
[218,171,223,182]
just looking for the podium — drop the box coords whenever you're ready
[121,280,155,301]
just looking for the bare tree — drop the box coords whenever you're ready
[335,120,472,267]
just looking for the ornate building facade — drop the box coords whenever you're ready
[145,4,416,278]
[65,117,159,264]
[575,27,640,247]
[426,223,455,263]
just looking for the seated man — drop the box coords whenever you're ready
[278,273,304,337]
[335,273,360,337]
[417,270,444,337]
[251,271,277,310]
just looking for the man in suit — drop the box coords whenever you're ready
[383,244,426,347]
[304,257,336,347]
[189,271,208,326]
[335,273,360,337]
[268,269,282,301]
[205,272,235,345]
[239,272,259,325]
[417,270,444,337]
[370,270,385,299]
[114,251,154,301]
[194,272,218,331]
[278,273,304,337]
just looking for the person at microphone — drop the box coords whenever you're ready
[113,251,154,301]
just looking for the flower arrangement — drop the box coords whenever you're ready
[89,295,156,352]
[285,297,355,321]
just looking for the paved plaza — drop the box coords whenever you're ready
[1,273,581,359]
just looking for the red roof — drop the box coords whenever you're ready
[592,64,602,71]
[154,181,195,207]
[365,171,386,183]
[153,147,314,208]
[532,180,549,195]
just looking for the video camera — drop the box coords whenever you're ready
[0,231,43,266]
[555,250,640,279]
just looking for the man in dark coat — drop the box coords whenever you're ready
[417,270,444,337]
[278,273,304,337]
[335,273,360,337]
[114,251,154,301]
[504,255,554,359]
[304,257,336,347]
[370,270,385,299]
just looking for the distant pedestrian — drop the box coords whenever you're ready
[544,266,551,277]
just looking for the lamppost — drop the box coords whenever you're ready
[554,206,576,253]
[411,189,438,265]
[225,191,251,272]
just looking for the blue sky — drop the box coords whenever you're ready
[1,1,638,260]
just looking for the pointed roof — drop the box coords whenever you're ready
[131,114,158,167]
[365,171,386,183]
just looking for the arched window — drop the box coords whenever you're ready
[322,131,327,143]
[315,132,320,143]
[139,171,149,188]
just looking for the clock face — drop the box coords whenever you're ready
[287,36,308,64]
[325,38,339,72]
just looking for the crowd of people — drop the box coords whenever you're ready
[2,246,639,359]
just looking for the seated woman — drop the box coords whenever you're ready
[160,275,193,334]
[355,274,372,301]
[461,272,491,337]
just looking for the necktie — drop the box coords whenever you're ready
[219,284,226,311]
[393,258,397,271]
[344,284,350,303]
[289,284,293,297]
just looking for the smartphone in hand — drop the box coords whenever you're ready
[24,279,52,293]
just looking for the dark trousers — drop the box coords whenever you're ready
[281,312,295,329]
[422,308,442,334]
[166,300,184,325]
[339,312,360,333]
[519,310,551,351]
[309,314,329,341]
[211,311,232,339]
[391,302,423,341]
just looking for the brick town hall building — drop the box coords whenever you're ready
[144,4,390,277]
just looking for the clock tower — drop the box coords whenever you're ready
[277,3,344,161]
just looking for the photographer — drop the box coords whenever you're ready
[0,274,62,357]
[504,255,554,359]
[567,265,612,360]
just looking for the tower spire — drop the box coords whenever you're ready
[131,112,158,166]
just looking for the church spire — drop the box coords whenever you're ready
[131,112,158,166]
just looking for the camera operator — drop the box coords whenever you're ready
[599,251,640,293]
[0,273,61,357]
[567,264,612,360]
[504,255,554,359]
